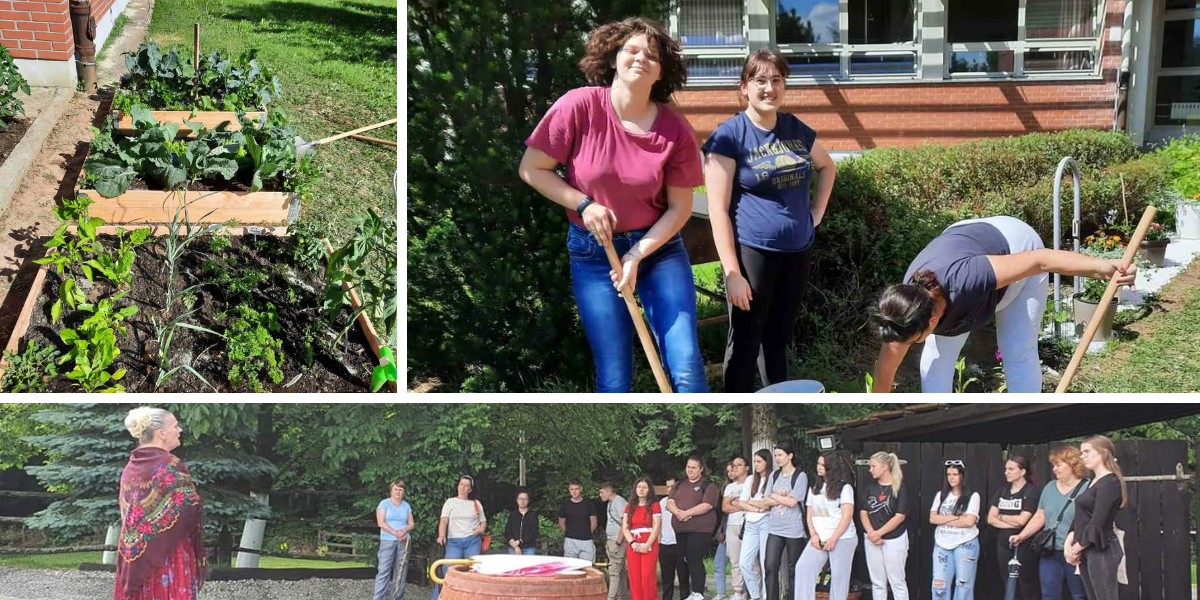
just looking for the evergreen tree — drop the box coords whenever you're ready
[23,403,277,551]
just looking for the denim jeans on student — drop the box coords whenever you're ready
[567,223,708,393]
[431,534,481,600]
[1039,551,1086,600]
[932,538,979,600]
[739,518,770,599]
[374,537,411,600]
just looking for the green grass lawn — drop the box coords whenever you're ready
[0,551,367,570]
[146,0,398,244]
[1072,261,1200,392]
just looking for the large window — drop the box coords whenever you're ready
[849,0,916,44]
[1155,1,1200,126]
[675,0,748,84]
[774,0,917,80]
[947,0,1103,77]
[777,0,840,44]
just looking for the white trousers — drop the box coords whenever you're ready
[920,216,1048,394]
[794,535,858,600]
[864,535,910,600]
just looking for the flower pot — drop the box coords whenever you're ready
[1072,293,1118,342]
[1177,200,1200,240]
[1138,238,1170,267]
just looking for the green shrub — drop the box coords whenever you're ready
[0,43,31,129]
[1,341,60,393]
[1152,134,1200,199]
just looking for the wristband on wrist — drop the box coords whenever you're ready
[576,196,595,218]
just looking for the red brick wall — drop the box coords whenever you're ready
[0,0,73,61]
[675,1,1127,150]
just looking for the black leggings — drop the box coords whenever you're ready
[723,243,813,392]
[658,542,690,600]
[676,531,712,596]
[764,534,806,600]
[995,530,1039,600]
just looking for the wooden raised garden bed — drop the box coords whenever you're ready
[0,228,386,393]
[113,111,266,137]
[76,187,297,226]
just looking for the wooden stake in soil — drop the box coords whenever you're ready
[602,243,673,393]
[334,131,398,148]
[325,239,397,392]
[1055,205,1156,393]
[193,24,200,84]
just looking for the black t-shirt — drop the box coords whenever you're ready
[903,222,1011,336]
[859,480,910,540]
[558,498,596,541]
[991,481,1037,529]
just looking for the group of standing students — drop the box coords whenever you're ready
[519,17,1138,393]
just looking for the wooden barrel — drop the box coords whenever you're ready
[438,565,607,600]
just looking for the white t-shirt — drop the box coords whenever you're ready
[739,476,769,523]
[724,481,746,527]
[930,491,981,549]
[441,498,485,540]
[806,483,856,541]
[658,497,676,545]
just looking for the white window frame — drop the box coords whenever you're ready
[673,0,751,86]
[775,0,922,81]
[1150,5,1200,127]
[945,0,1108,79]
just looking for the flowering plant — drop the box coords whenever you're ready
[1083,230,1124,252]
[1142,222,1168,242]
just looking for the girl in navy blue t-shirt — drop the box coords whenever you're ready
[702,49,838,392]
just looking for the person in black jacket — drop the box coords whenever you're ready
[1065,435,1127,600]
[504,489,540,555]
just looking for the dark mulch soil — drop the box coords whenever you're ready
[0,118,31,170]
[19,233,373,393]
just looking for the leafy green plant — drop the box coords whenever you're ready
[0,42,31,129]
[1,342,60,393]
[85,227,152,289]
[151,193,224,391]
[325,209,397,345]
[862,372,873,394]
[1076,277,1112,304]
[287,217,328,272]
[1153,134,1200,198]
[208,234,232,253]
[225,303,284,392]
[1043,299,1073,329]
[1142,222,1168,242]
[58,298,137,393]
[954,357,978,394]
[34,196,106,323]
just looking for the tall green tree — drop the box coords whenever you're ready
[0,403,57,470]
[407,0,671,391]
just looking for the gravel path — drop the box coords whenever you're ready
[0,568,392,600]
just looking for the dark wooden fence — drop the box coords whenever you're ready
[849,439,1191,600]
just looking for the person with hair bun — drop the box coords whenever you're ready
[519,16,707,393]
[869,216,1138,393]
[702,48,837,392]
[860,451,910,600]
[115,407,206,600]
[374,479,414,600]
[1011,446,1089,600]
[1066,436,1127,600]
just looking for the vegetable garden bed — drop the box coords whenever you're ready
[0,118,30,170]
[77,106,313,225]
[0,197,396,393]
[113,110,266,137]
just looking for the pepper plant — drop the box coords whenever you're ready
[34,196,106,323]
[0,42,31,129]
[58,298,137,393]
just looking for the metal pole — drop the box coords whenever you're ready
[1052,156,1082,338]
[519,430,526,487]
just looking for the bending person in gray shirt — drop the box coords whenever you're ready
[869,215,1137,393]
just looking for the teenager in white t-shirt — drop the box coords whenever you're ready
[735,449,772,600]
[929,461,981,600]
[795,453,858,600]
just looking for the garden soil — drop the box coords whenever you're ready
[18,234,373,393]
[0,118,30,170]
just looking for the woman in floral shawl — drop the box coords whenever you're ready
[115,407,206,600]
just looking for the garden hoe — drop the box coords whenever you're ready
[603,243,673,393]
[1055,204,1156,393]
[295,118,399,158]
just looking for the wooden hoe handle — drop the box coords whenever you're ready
[1055,205,1156,393]
[602,242,674,393]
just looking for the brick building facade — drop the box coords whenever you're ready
[0,0,130,87]
[669,0,1198,150]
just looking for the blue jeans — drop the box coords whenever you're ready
[1039,551,1086,600]
[715,539,729,596]
[374,537,411,600]
[567,223,708,393]
[511,546,537,555]
[431,535,482,600]
[739,518,770,599]
[932,538,979,600]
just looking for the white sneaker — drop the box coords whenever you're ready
[685,594,704,600]
[730,594,746,600]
